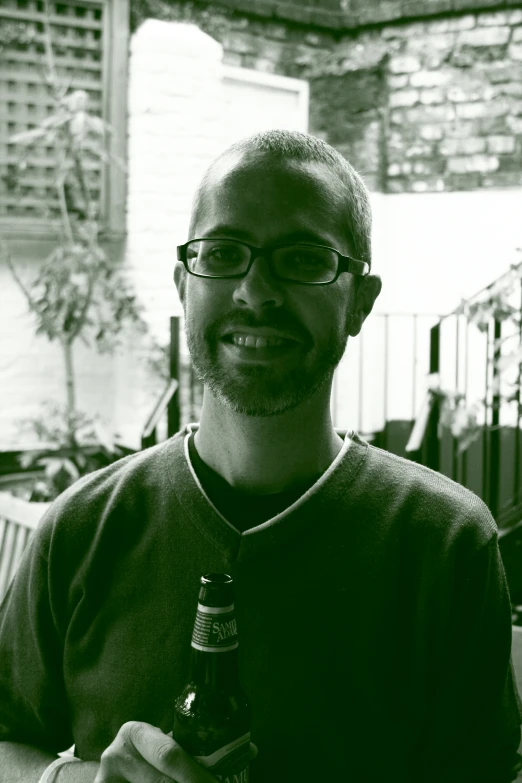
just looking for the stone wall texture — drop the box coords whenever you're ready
[132,0,522,31]
[138,1,522,193]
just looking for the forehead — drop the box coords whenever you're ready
[194,152,349,248]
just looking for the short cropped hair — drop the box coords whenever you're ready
[189,129,372,268]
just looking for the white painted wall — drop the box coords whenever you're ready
[122,20,310,446]
[126,20,225,348]
[371,190,522,315]
[0,245,158,452]
[0,255,65,450]
[126,21,309,346]
[334,189,522,434]
[220,66,309,146]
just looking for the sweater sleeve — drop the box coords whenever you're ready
[0,510,74,754]
[421,532,522,783]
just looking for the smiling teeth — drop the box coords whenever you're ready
[233,334,284,348]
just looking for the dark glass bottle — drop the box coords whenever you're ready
[173,574,251,782]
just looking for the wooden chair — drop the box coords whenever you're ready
[0,492,49,601]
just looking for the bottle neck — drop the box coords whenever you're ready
[189,600,240,688]
[188,647,241,688]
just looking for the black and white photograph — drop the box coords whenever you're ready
[1,0,522,780]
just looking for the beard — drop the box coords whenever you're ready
[184,308,351,418]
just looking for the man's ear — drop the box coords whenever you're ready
[174,262,187,308]
[348,274,382,336]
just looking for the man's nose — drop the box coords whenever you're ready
[232,253,285,310]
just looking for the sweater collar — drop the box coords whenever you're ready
[164,424,369,562]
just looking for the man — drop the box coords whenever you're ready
[0,129,521,783]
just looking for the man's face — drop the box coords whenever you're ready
[175,152,362,417]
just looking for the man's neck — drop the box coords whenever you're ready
[194,388,344,495]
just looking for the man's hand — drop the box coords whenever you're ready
[94,721,219,783]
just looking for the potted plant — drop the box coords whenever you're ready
[0,4,153,500]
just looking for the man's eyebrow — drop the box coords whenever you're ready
[203,225,333,246]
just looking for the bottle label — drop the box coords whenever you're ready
[191,603,239,652]
[195,731,250,781]
[214,763,249,783]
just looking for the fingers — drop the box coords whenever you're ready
[132,722,218,782]
[95,721,218,783]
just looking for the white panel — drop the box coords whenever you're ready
[120,21,310,445]
[220,65,309,144]
[371,190,522,316]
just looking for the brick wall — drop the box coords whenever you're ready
[379,10,522,192]
[141,2,522,193]
[132,0,522,31]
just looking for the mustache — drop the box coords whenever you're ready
[207,310,311,345]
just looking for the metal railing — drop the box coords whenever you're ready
[141,379,179,450]
[409,263,522,530]
[332,312,443,449]
[141,316,181,449]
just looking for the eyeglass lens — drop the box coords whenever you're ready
[186,239,339,283]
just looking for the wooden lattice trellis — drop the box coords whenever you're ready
[0,0,128,237]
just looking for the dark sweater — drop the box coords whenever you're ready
[0,426,521,782]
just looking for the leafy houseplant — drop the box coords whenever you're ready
[433,252,522,454]
[0,6,149,500]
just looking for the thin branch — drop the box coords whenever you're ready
[55,146,74,246]
[56,180,74,245]
[71,145,94,224]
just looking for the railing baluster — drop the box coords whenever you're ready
[426,321,441,471]
[412,314,418,421]
[482,321,491,506]
[383,314,389,450]
[452,316,460,483]
[358,325,364,434]
[168,316,181,437]
[515,280,522,508]
[430,319,440,375]
[462,318,469,490]
[489,318,502,518]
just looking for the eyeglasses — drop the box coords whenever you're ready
[176,238,370,286]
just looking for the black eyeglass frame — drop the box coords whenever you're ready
[176,238,370,286]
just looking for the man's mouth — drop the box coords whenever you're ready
[228,334,287,348]
[220,331,301,361]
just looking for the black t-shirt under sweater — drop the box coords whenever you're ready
[187,431,319,531]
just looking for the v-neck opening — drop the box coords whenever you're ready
[164,424,369,562]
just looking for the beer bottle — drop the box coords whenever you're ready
[173,573,251,782]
